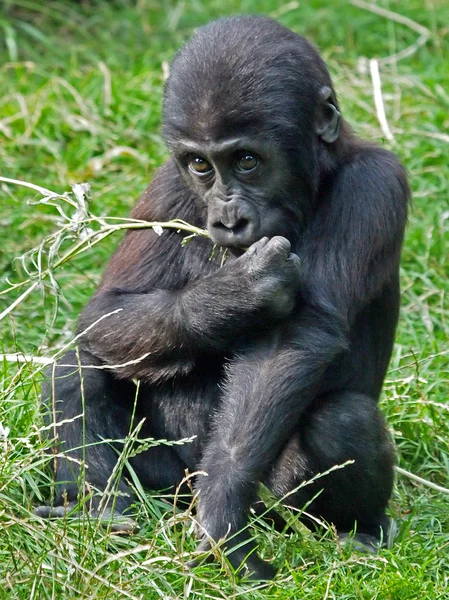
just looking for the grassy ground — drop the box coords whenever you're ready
[1,0,448,598]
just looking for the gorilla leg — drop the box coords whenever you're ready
[269,391,395,549]
[36,350,187,524]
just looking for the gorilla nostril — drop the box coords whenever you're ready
[214,218,249,235]
[231,218,249,235]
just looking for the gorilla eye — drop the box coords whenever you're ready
[235,153,258,172]
[188,156,213,175]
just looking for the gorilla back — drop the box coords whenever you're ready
[37,15,409,581]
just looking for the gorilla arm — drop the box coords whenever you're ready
[194,148,409,578]
[77,168,301,384]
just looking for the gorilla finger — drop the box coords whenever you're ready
[97,508,139,533]
[287,255,302,282]
[245,237,270,256]
[34,503,78,518]
[266,236,291,255]
[187,537,215,570]
[34,504,138,533]
[288,252,301,267]
[108,519,138,533]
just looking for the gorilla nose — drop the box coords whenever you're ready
[208,200,259,247]
[219,203,246,229]
[214,216,249,235]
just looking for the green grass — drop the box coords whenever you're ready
[1,0,448,598]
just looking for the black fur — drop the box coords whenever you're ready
[39,16,409,580]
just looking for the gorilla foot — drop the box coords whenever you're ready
[188,536,276,581]
[338,519,398,554]
[239,556,276,582]
[338,532,381,554]
[34,504,138,533]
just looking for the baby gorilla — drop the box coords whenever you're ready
[36,15,409,580]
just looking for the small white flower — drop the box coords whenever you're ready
[153,225,164,236]
[0,422,10,439]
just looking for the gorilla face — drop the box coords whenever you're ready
[171,134,293,248]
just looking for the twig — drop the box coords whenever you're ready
[98,61,112,113]
[270,2,299,19]
[395,466,449,495]
[0,351,158,373]
[369,59,394,142]
[392,129,449,145]
[0,176,58,198]
[0,282,39,321]
[350,0,430,65]
[0,353,53,365]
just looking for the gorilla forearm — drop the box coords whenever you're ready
[77,285,253,381]
[77,237,301,381]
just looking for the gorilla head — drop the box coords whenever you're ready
[162,16,342,249]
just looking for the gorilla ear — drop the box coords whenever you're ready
[315,85,341,143]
